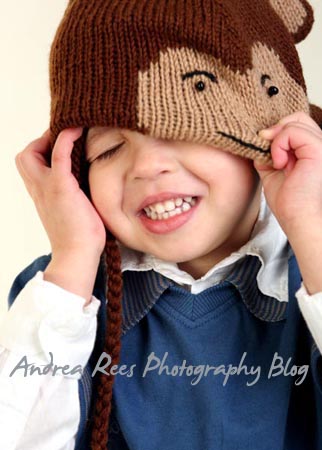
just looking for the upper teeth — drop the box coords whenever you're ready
[144,196,196,217]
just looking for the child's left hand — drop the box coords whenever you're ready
[254,111,322,295]
[254,111,322,237]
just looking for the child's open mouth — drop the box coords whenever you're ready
[142,196,198,221]
[138,196,200,234]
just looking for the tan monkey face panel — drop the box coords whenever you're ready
[137,43,309,163]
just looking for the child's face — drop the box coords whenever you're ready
[86,127,261,277]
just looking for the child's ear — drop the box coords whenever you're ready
[269,0,314,43]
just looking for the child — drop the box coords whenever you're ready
[1,0,322,449]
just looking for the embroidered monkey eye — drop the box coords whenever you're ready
[195,81,206,92]
[261,74,279,98]
[182,70,217,93]
[267,86,279,97]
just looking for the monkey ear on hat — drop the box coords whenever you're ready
[268,0,314,42]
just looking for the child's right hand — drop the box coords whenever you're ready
[15,129,107,301]
[15,128,106,258]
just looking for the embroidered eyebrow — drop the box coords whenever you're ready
[182,70,217,82]
[261,74,271,86]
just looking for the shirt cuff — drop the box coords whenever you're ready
[296,282,322,355]
[0,271,101,376]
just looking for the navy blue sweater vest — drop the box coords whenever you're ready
[8,250,322,450]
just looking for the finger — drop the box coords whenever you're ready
[258,110,321,140]
[277,111,321,132]
[259,120,322,142]
[51,128,83,175]
[42,129,50,138]
[270,125,322,170]
[15,152,31,184]
[284,151,297,176]
[258,124,284,141]
[253,160,285,202]
[15,152,39,198]
[30,129,53,167]
[271,138,289,170]
[253,158,273,173]
[15,132,52,183]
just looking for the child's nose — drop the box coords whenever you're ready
[129,137,179,181]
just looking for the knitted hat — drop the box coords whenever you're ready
[50,0,322,170]
[49,1,320,449]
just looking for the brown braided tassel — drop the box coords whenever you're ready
[90,231,123,450]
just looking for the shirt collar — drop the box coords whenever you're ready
[119,190,289,301]
[120,253,289,335]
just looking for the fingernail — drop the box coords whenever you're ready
[258,129,274,138]
[258,124,282,138]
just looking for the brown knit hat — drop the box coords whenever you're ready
[50,0,321,167]
[49,1,319,448]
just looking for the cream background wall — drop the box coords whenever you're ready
[0,0,321,314]
[0,0,68,315]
